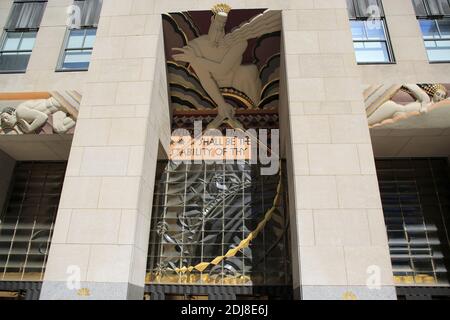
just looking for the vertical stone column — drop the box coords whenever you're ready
[0,150,15,212]
[0,0,12,29]
[382,0,427,66]
[40,0,170,300]
[283,0,396,300]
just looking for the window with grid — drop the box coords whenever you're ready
[146,161,292,286]
[376,158,450,286]
[0,162,67,282]
[346,0,395,63]
[413,0,450,62]
[57,0,102,71]
[0,0,47,73]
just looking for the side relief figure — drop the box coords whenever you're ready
[366,84,448,127]
[0,94,78,134]
[172,4,281,129]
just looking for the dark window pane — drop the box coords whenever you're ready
[413,0,429,16]
[0,52,31,72]
[428,0,450,16]
[347,0,357,19]
[5,1,47,30]
[377,158,450,286]
[346,0,385,19]
[74,0,103,27]
[438,18,450,37]
[0,31,36,72]
[0,161,66,281]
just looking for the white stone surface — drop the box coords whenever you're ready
[296,176,339,209]
[300,246,348,286]
[36,1,171,297]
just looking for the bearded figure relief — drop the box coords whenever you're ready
[166,4,281,130]
[365,84,450,128]
[0,91,80,135]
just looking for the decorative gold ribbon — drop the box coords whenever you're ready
[171,124,281,275]
[175,172,282,274]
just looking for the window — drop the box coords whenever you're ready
[420,19,450,62]
[351,19,393,63]
[0,0,47,73]
[146,161,292,287]
[57,0,102,71]
[346,0,395,64]
[59,28,97,70]
[0,31,37,72]
[413,0,450,17]
[376,158,450,286]
[413,1,450,62]
[0,162,67,282]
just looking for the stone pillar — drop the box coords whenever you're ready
[40,0,171,300]
[0,0,12,29]
[0,150,15,213]
[282,0,396,300]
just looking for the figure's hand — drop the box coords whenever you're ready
[420,102,429,114]
[218,103,235,120]
[53,123,68,134]
[172,46,197,64]
[18,119,32,133]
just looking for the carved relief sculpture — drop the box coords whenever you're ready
[0,91,80,135]
[171,4,281,129]
[146,6,290,286]
[365,84,449,128]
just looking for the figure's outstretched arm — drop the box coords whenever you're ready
[404,84,431,113]
[404,84,430,102]
[52,111,75,133]
[172,42,247,128]
[173,41,247,75]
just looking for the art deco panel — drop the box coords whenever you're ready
[0,161,66,281]
[0,91,80,135]
[162,7,281,131]
[146,161,291,286]
[365,83,450,129]
[146,6,291,287]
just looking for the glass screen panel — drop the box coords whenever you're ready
[146,161,291,286]
[0,162,66,281]
[376,158,450,286]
